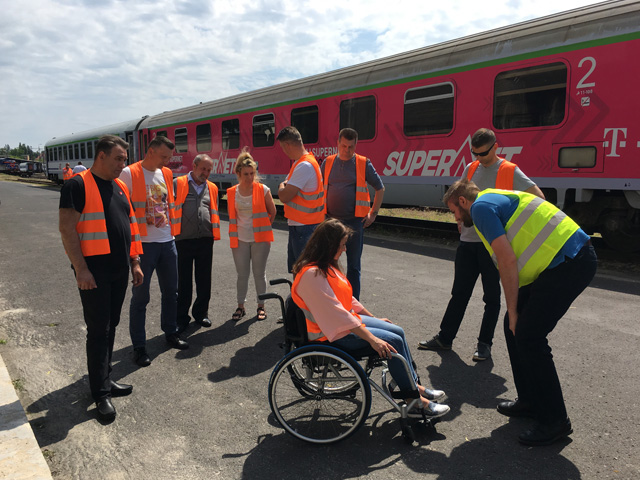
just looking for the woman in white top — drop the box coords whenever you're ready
[227,149,277,321]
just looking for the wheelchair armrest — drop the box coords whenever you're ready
[269,278,292,288]
[258,292,287,319]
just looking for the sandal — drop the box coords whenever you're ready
[231,307,246,321]
[257,307,267,321]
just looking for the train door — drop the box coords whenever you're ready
[126,132,135,165]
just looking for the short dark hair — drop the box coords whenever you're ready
[471,128,496,149]
[148,134,175,151]
[338,128,358,142]
[442,178,480,207]
[95,135,128,161]
[276,126,303,145]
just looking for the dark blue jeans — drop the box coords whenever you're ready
[439,241,501,345]
[287,224,318,272]
[505,243,597,425]
[335,217,365,300]
[129,241,179,349]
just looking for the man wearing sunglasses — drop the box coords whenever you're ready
[419,128,544,362]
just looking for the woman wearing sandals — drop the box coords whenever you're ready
[227,148,277,321]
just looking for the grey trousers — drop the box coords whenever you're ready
[231,240,271,305]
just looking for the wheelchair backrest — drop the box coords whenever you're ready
[283,295,309,347]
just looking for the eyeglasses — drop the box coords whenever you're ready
[471,142,496,157]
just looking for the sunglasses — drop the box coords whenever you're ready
[471,142,496,157]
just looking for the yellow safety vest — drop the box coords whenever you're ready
[475,189,580,287]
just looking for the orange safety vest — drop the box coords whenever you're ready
[292,264,360,342]
[173,175,221,240]
[227,182,274,248]
[63,167,73,181]
[283,153,325,225]
[128,161,179,237]
[323,154,371,217]
[466,158,516,190]
[75,170,143,257]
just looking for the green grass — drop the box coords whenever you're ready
[12,378,25,392]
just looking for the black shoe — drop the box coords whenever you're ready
[110,379,133,397]
[176,322,189,334]
[194,317,212,327]
[166,333,189,350]
[133,347,151,367]
[417,334,452,351]
[96,397,116,421]
[497,399,535,418]
[518,418,573,446]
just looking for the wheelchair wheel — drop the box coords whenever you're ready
[268,344,372,444]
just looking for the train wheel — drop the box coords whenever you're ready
[601,210,640,253]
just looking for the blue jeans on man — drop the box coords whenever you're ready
[130,241,180,349]
[336,217,364,300]
[287,224,318,272]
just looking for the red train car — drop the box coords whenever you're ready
[47,0,640,250]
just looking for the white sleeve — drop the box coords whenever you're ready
[119,167,133,193]
[287,162,318,191]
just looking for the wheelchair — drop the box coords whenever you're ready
[260,278,441,444]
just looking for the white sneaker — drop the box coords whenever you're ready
[421,388,447,402]
[408,402,450,419]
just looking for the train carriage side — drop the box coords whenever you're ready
[135,0,640,250]
[45,117,147,183]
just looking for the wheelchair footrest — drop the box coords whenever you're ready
[389,384,420,400]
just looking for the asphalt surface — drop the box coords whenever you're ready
[0,179,639,480]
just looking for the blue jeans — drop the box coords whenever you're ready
[335,217,364,300]
[130,241,179,348]
[331,316,419,392]
[287,224,318,272]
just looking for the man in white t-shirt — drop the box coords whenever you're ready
[72,162,87,174]
[276,126,325,272]
[119,135,188,367]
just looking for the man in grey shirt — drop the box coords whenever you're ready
[173,154,220,333]
[418,128,544,361]
[321,128,385,300]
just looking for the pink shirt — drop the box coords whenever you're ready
[295,267,365,342]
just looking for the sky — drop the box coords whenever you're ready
[1,0,603,151]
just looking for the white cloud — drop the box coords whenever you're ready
[0,0,600,148]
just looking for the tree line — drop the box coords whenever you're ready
[0,143,41,161]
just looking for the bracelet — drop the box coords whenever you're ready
[371,210,379,215]
[130,257,140,263]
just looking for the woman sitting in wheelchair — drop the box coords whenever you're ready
[291,218,450,418]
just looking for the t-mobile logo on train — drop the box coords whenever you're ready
[382,135,523,177]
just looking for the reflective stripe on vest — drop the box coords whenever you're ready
[226,182,274,248]
[76,170,143,257]
[283,153,325,224]
[475,189,580,287]
[292,265,360,342]
[128,162,178,236]
[173,175,221,240]
[466,159,516,190]
[323,154,371,217]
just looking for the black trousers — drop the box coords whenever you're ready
[438,241,501,345]
[176,236,214,328]
[78,267,129,402]
[505,243,597,425]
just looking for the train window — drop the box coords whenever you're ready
[58,147,62,161]
[222,119,240,150]
[175,128,188,153]
[404,83,454,136]
[143,134,148,153]
[493,62,567,129]
[340,96,376,140]
[80,143,86,159]
[253,114,276,148]
[74,144,80,160]
[155,130,168,138]
[196,123,212,152]
[291,106,319,144]
[87,141,93,160]
[558,146,597,168]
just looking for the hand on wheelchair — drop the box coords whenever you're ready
[369,336,397,360]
